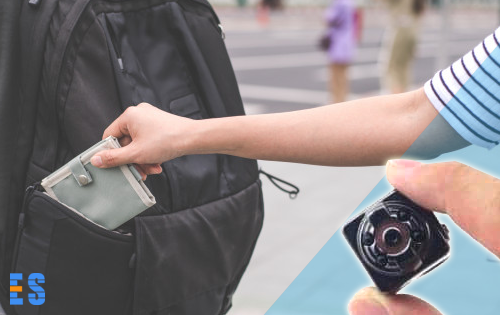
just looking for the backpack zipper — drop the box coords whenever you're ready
[104,14,124,71]
[11,184,41,272]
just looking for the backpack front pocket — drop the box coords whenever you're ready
[12,189,135,315]
[133,181,264,315]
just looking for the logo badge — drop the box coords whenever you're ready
[10,273,45,306]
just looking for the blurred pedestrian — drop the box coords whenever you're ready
[256,0,283,27]
[324,0,359,103]
[380,0,426,94]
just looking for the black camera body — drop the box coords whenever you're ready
[343,190,450,293]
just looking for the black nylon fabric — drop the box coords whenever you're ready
[6,0,264,314]
[13,190,135,315]
[0,0,21,234]
[134,181,264,315]
[0,0,22,311]
[2,0,61,291]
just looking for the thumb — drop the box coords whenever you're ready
[348,287,443,315]
[386,159,500,257]
[90,145,138,168]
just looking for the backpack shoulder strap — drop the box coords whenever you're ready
[0,0,23,299]
[0,0,59,295]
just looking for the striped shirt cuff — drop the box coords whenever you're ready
[424,27,500,149]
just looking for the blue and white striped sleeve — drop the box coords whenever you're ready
[424,27,500,149]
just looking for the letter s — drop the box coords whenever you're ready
[28,273,45,305]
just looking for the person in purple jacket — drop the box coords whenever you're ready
[325,0,358,103]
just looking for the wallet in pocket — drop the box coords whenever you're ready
[41,136,156,230]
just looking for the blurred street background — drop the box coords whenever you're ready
[209,1,499,314]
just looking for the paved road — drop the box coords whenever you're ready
[216,6,498,315]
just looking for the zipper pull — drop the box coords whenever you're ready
[22,185,36,208]
[21,183,42,211]
[117,58,124,71]
[28,0,41,7]
[18,213,25,229]
[218,24,225,40]
[104,15,124,71]
[18,183,39,227]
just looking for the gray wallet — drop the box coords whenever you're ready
[41,136,156,230]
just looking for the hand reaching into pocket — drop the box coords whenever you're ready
[90,103,195,175]
[348,160,500,315]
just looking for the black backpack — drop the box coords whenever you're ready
[0,0,264,314]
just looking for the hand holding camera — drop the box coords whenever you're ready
[348,160,500,315]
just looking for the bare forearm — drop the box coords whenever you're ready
[186,88,438,166]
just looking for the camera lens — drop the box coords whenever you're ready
[374,221,411,257]
[384,228,402,247]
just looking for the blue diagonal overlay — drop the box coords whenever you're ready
[265,144,500,315]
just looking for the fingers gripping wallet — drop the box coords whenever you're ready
[41,136,156,230]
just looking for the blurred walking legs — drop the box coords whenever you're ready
[383,27,417,94]
[257,0,283,27]
[380,0,424,94]
[330,63,349,103]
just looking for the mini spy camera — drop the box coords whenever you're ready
[343,190,450,293]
